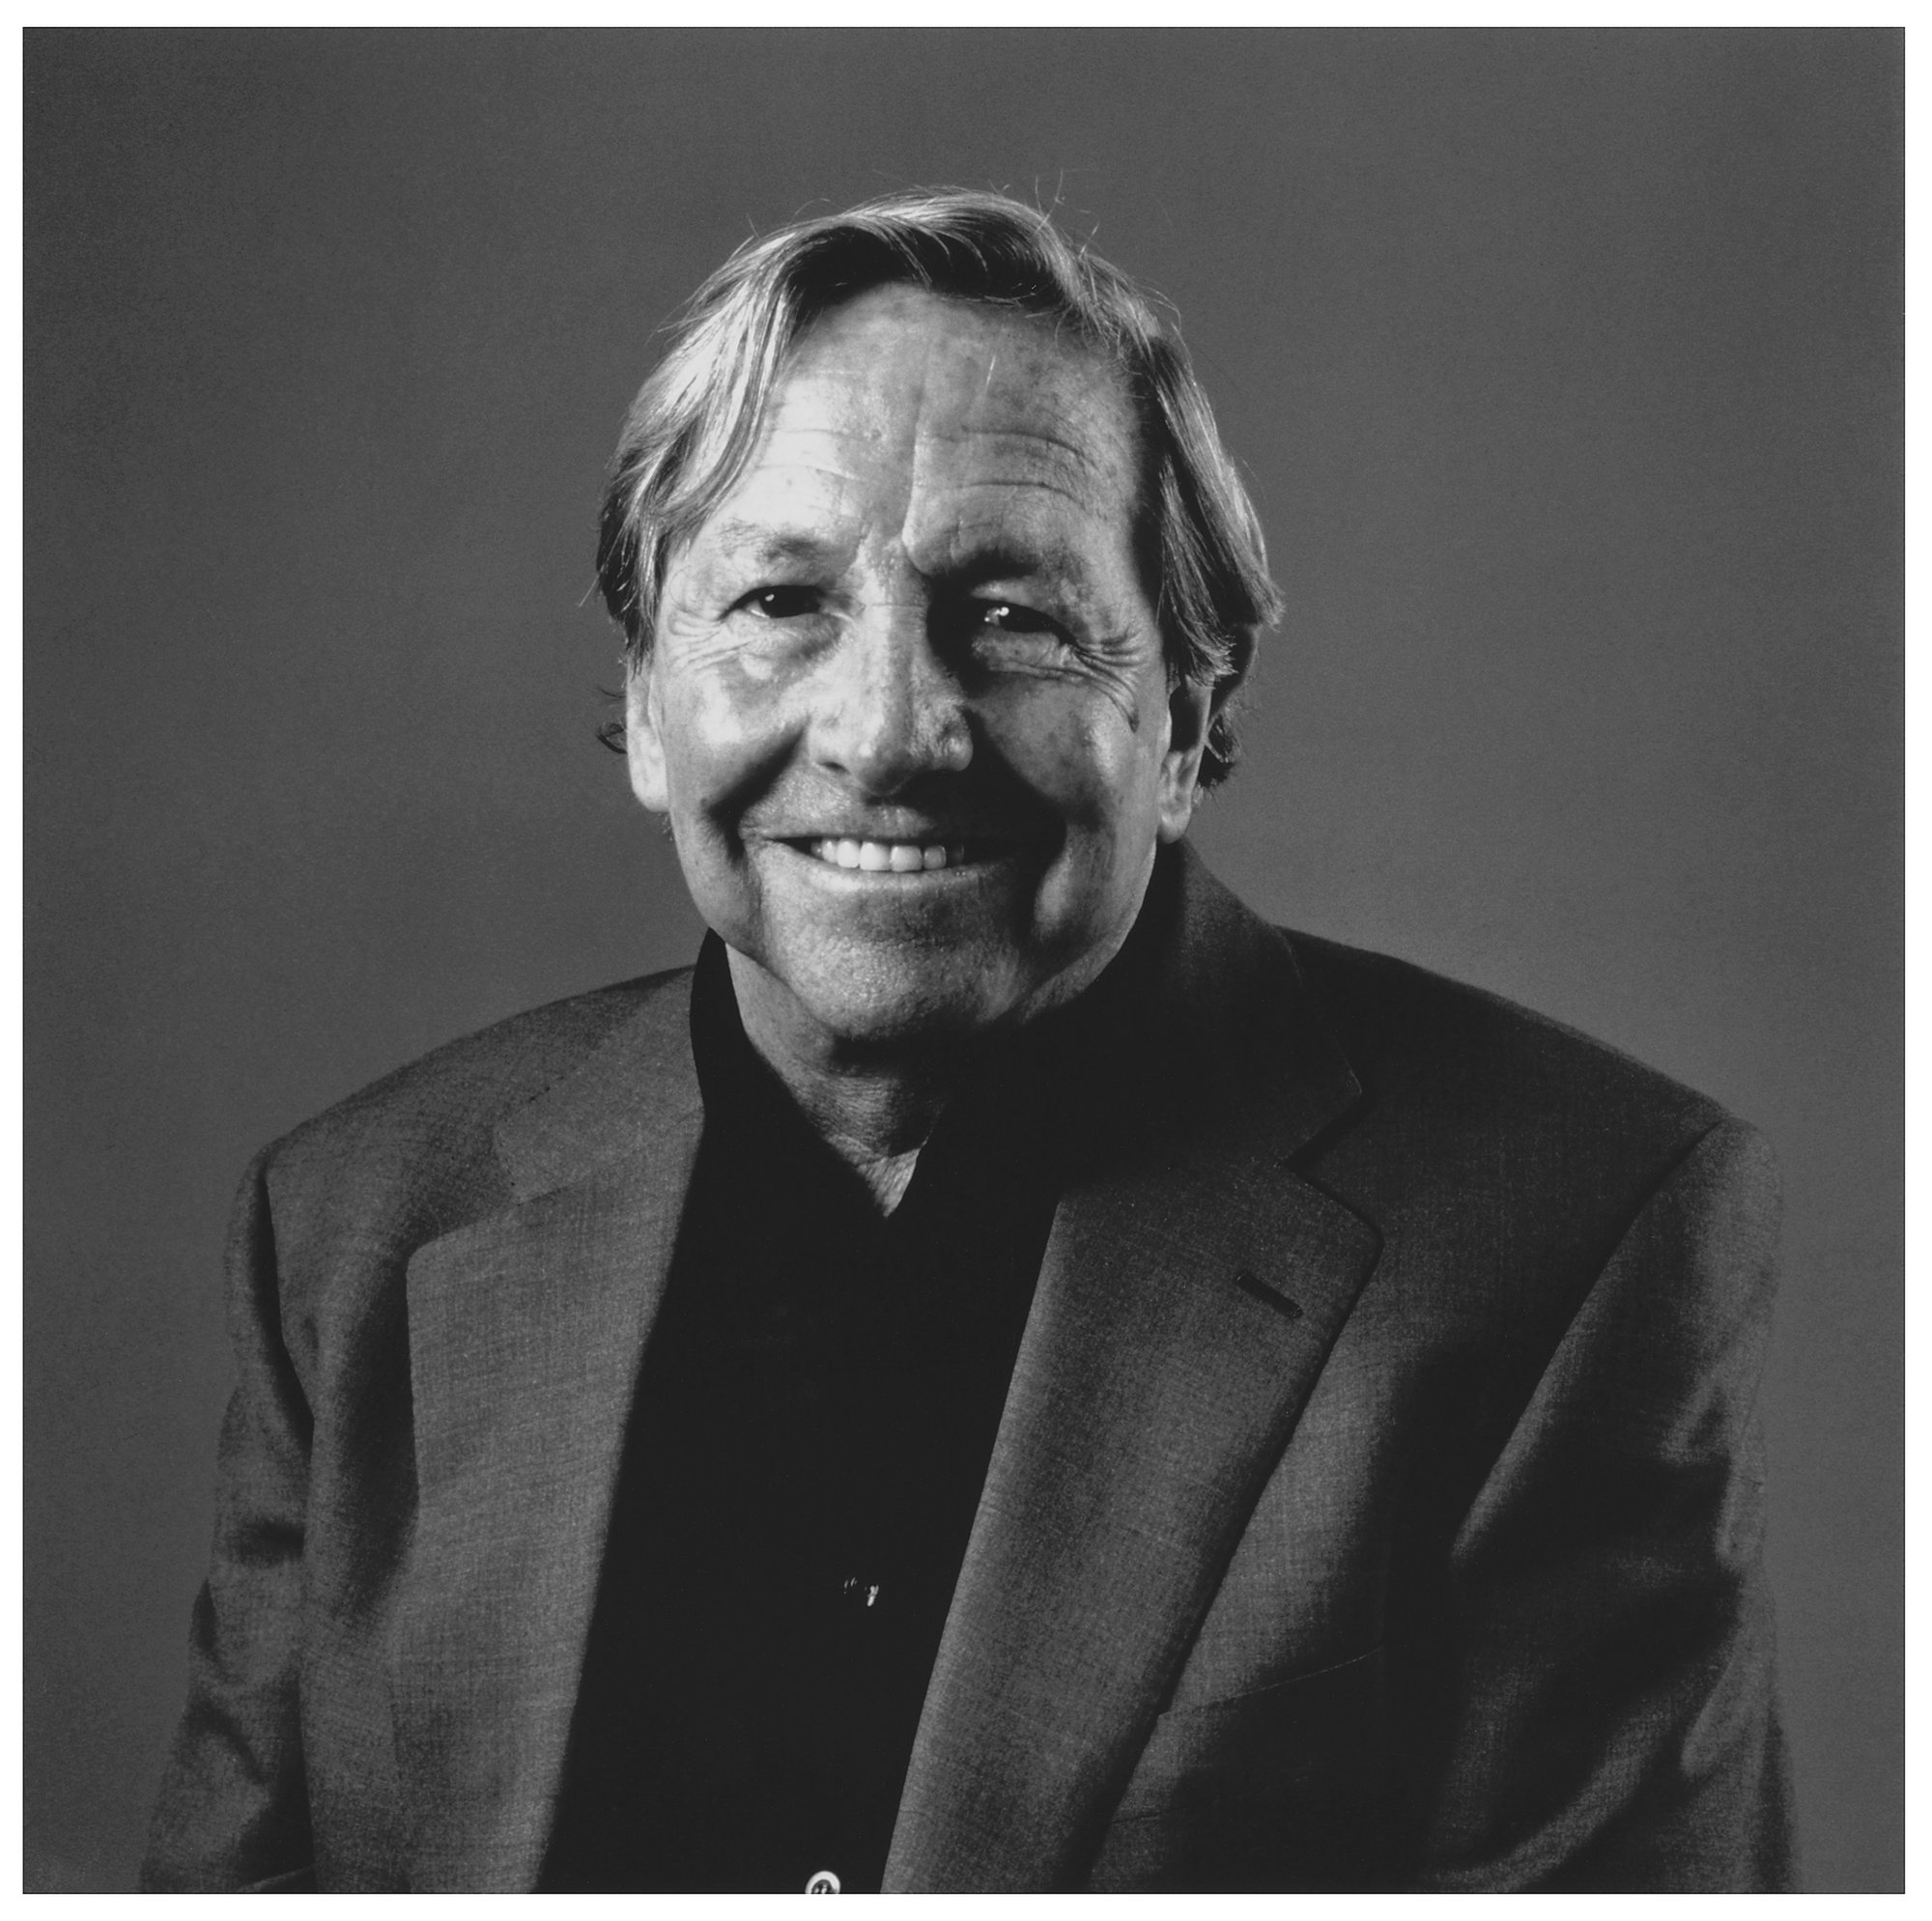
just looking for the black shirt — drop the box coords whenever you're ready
[540,935,1076,1891]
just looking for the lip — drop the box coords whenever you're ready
[750,820,1023,845]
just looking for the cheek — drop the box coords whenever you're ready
[658,665,796,812]
[983,683,1167,830]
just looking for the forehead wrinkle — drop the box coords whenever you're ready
[901,416,1134,573]
[916,421,1128,489]
[692,438,880,577]
[901,486,1115,590]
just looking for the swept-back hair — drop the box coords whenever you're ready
[595,187,1280,787]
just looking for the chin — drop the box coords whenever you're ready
[802,977,1021,1052]
[766,939,1037,1051]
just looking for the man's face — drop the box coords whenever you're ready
[628,284,1211,1052]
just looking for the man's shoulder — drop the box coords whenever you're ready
[1282,924,1737,1142]
[1171,850,1736,1150]
[258,964,695,1200]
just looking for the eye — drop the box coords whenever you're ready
[975,600,1062,637]
[943,599,1074,668]
[736,585,822,619]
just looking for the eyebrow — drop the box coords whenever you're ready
[938,535,1102,596]
[703,521,848,569]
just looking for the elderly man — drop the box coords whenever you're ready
[144,189,1791,1893]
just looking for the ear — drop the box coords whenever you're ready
[625,662,669,813]
[1155,676,1215,843]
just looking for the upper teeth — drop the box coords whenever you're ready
[810,838,965,872]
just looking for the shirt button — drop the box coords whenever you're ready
[805,1869,841,1894]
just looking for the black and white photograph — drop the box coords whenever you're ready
[24,26,1903,1893]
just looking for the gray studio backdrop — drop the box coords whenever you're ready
[25,28,1901,1893]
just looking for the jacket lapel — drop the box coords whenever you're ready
[884,851,1382,1890]
[389,975,704,1890]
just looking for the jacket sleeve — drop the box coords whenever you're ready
[1412,1116,1795,1891]
[141,1151,318,1892]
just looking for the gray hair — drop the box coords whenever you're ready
[595,188,1280,787]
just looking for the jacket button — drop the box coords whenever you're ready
[806,1870,840,1893]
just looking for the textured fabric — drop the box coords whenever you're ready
[142,845,1793,1891]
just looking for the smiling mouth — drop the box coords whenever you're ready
[786,836,1006,874]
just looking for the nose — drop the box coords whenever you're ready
[808,597,973,795]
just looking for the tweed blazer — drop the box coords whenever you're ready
[144,848,1791,1891]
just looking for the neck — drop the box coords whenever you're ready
[724,947,977,1211]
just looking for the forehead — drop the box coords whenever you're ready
[696,285,1144,562]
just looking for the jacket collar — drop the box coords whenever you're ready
[389,845,1378,1890]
